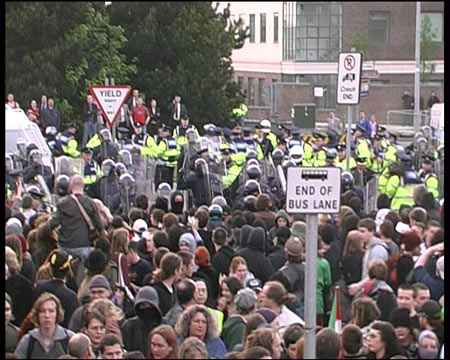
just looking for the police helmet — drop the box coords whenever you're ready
[101,159,115,176]
[211,196,228,209]
[208,204,223,219]
[27,185,44,199]
[45,126,58,136]
[55,175,70,196]
[115,162,127,176]
[341,171,354,192]
[6,154,13,172]
[119,173,135,186]
[186,128,198,143]
[246,149,258,160]
[272,149,285,162]
[118,150,132,167]
[247,159,259,168]
[29,149,43,163]
[326,148,337,160]
[404,170,420,185]
[99,128,112,142]
[283,159,298,168]
[289,145,303,158]
[157,182,172,196]
[244,179,261,195]
[246,164,261,180]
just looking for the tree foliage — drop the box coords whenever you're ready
[420,15,440,81]
[109,1,248,129]
[6,2,248,130]
[6,2,135,127]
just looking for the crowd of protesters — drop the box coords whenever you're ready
[5,90,445,359]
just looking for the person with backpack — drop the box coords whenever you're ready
[14,292,75,359]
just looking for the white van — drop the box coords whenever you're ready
[5,106,54,171]
[430,103,444,145]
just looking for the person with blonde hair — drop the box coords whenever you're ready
[229,256,255,286]
[175,304,227,358]
[14,292,75,359]
[87,298,124,344]
[178,336,208,359]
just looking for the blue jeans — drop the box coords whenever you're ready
[82,121,97,147]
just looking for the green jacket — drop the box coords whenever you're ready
[317,257,332,315]
[221,315,246,351]
[391,184,416,210]
[424,173,439,199]
[385,174,401,199]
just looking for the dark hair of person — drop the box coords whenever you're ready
[369,321,403,358]
[240,346,272,359]
[357,218,376,232]
[256,194,271,211]
[430,228,444,246]
[175,279,196,306]
[377,194,391,210]
[222,276,244,297]
[94,238,112,260]
[159,253,182,280]
[243,210,256,225]
[151,208,165,224]
[244,313,268,340]
[245,328,276,357]
[264,281,296,306]
[153,230,170,248]
[194,209,209,228]
[339,214,360,247]
[379,220,395,240]
[177,250,194,267]
[135,194,149,211]
[162,213,178,229]
[368,260,388,281]
[100,334,123,354]
[213,227,228,246]
[341,324,363,355]
[153,247,170,269]
[124,351,145,359]
[111,215,125,229]
[283,323,304,348]
[316,328,340,359]
[342,230,364,257]
[128,209,146,225]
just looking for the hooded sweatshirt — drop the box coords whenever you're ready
[121,286,162,355]
[236,227,274,283]
[179,232,197,254]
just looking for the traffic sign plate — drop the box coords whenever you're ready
[337,52,362,105]
[90,85,131,127]
[286,167,342,214]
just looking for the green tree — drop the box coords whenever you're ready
[5,2,135,128]
[420,14,440,82]
[350,33,368,58]
[109,2,248,129]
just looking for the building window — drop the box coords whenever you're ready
[248,77,256,105]
[237,76,244,90]
[294,2,342,62]
[421,12,443,42]
[258,78,267,106]
[368,11,390,46]
[260,13,267,43]
[249,14,256,43]
[274,13,279,43]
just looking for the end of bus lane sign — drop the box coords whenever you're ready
[337,52,362,105]
[286,167,341,214]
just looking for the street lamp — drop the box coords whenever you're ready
[104,1,114,85]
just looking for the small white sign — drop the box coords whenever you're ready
[314,87,324,97]
[286,167,341,214]
[90,86,131,127]
[337,52,362,105]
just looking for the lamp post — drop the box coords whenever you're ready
[104,1,114,86]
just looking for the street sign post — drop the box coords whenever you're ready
[360,79,369,97]
[286,167,341,359]
[337,52,363,171]
[90,85,131,128]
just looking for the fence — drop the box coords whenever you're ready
[386,110,431,128]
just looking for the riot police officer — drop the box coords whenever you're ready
[419,155,439,199]
[81,147,101,198]
[23,149,53,190]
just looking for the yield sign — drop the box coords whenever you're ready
[90,85,131,127]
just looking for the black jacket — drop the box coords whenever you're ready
[6,273,34,327]
[48,193,104,249]
[194,266,220,306]
[235,227,274,283]
[211,245,235,276]
[268,246,287,272]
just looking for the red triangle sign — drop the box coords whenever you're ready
[90,85,131,127]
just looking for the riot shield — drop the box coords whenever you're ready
[119,173,136,216]
[55,156,77,177]
[144,156,156,200]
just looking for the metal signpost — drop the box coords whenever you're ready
[286,167,342,359]
[337,52,363,170]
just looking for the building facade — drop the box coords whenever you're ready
[218,2,444,124]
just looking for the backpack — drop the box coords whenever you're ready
[26,328,70,358]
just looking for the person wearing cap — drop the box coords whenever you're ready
[418,156,439,199]
[335,143,357,171]
[32,249,79,328]
[418,300,443,344]
[351,155,375,187]
[68,274,113,333]
[81,147,102,197]
[173,114,199,147]
[258,119,279,158]
[121,286,162,355]
[154,123,180,189]
[389,308,419,359]
[311,131,328,167]
[60,123,81,158]
[222,288,258,351]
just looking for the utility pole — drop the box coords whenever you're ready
[414,2,421,132]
